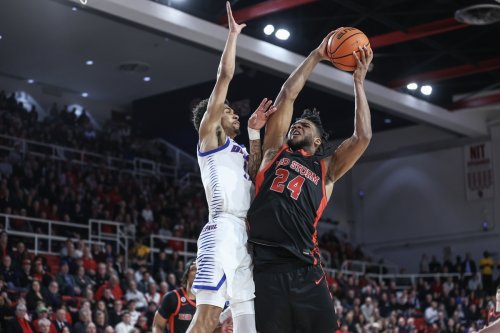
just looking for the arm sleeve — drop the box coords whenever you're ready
[158,291,179,319]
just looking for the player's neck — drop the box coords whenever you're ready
[496,302,500,312]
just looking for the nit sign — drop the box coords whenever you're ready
[464,142,494,201]
[469,144,485,160]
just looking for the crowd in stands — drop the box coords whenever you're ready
[0,89,498,333]
[0,90,174,167]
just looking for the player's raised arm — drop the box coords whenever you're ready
[262,31,336,158]
[198,1,246,152]
[326,46,373,186]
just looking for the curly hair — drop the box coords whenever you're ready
[192,98,209,132]
[191,99,232,132]
[296,108,329,142]
[181,258,196,288]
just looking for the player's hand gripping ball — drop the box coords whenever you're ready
[327,27,370,72]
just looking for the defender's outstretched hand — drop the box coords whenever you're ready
[248,98,277,130]
[227,1,246,35]
[353,45,373,83]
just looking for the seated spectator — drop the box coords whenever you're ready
[19,259,34,289]
[115,311,134,333]
[33,306,56,333]
[56,261,79,296]
[0,255,19,289]
[108,299,124,327]
[74,266,95,291]
[7,303,35,333]
[144,283,160,306]
[26,280,47,312]
[94,310,108,333]
[52,308,71,333]
[125,280,147,311]
[37,318,52,333]
[43,281,63,309]
[425,301,439,324]
[125,300,140,326]
[95,274,123,301]
[73,308,93,333]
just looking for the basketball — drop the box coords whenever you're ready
[327,27,370,72]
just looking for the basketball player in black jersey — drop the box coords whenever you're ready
[247,31,373,333]
[153,260,197,333]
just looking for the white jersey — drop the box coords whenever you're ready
[197,137,253,220]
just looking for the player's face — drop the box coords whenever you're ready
[287,120,319,151]
[220,105,240,137]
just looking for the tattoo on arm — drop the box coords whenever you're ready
[248,139,262,181]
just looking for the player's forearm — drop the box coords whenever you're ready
[248,138,262,181]
[280,49,322,101]
[217,32,239,81]
[353,81,372,142]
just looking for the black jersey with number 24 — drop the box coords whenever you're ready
[247,144,328,265]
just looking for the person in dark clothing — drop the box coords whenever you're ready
[247,29,373,333]
[152,259,196,333]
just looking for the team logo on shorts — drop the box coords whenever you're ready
[181,297,186,302]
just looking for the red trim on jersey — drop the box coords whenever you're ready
[168,289,182,333]
[255,144,288,195]
[311,159,328,265]
[286,147,313,156]
[180,287,196,307]
[488,309,500,324]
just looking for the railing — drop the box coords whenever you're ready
[148,234,198,265]
[340,260,399,275]
[323,266,479,290]
[0,134,177,179]
[88,219,130,268]
[0,214,105,256]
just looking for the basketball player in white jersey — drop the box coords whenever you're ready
[187,2,276,333]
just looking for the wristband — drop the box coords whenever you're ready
[247,127,260,140]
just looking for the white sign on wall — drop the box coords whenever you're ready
[464,142,494,201]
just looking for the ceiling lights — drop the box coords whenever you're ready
[264,25,290,40]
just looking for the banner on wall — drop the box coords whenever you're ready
[464,142,494,201]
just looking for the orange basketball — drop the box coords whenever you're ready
[327,27,370,72]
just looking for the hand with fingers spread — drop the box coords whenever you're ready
[353,45,373,84]
[248,98,277,130]
[226,1,246,35]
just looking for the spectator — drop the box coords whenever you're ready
[26,280,47,312]
[94,310,108,333]
[0,255,19,289]
[425,301,439,324]
[73,308,93,333]
[462,253,477,277]
[480,251,494,293]
[43,281,63,309]
[144,283,160,306]
[361,297,375,323]
[53,308,71,333]
[33,306,56,333]
[6,303,35,333]
[108,299,125,327]
[56,261,79,296]
[95,275,123,301]
[115,311,134,333]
